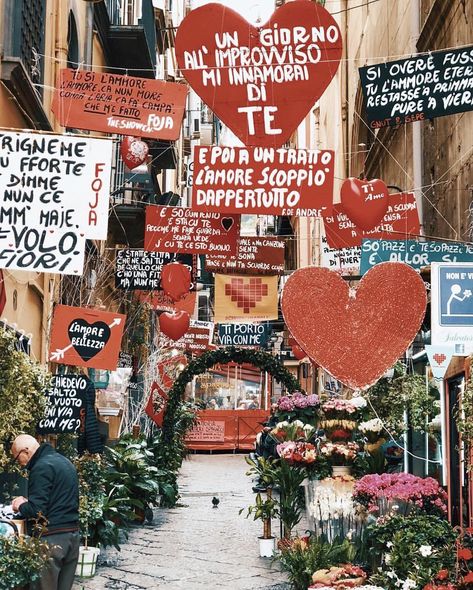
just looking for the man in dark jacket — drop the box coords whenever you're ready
[11,434,80,590]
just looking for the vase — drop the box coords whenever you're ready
[75,546,100,578]
[331,465,351,477]
[258,536,275,557]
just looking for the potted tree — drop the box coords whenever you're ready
[241,492,279,557]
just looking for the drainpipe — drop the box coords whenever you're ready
[412,0,423,231]
[84,3,94,70]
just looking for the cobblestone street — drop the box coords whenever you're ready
[74,455,291,590]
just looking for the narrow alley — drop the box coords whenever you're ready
[74,455,290,590]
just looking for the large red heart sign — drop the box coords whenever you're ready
[176,2,342,147]
[282,263,427,390]
[340,178,389,231]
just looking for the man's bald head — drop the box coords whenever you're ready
[12,434,40,466]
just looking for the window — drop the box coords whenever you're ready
[67,12,79,69]
[15,0,47,88]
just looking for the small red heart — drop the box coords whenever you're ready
[161,262,191,302]
[176,2,342,147]
[282,263,427,390]
[159,310,190,341]
[433,353,447,365]
[291,344,306,360]
[340,178,389,231]
[120,136,149,170]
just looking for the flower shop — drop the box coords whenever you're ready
[241,358,473,590]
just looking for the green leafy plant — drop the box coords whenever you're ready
[75,453,106,547]
[457,376,473,451]
[272,459,306,539]
[241,492,279,539]
[0,535,50,589]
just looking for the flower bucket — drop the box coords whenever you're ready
[75,546,100,578]
[332,465,352,477]
[259,536,275,557]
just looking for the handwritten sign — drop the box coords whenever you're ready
[320,232,361,274]
[186,420,225,442]
[37,374,88,434]
[145,381,169,427]
[361,239,473,274]
[359,45,473,128]
[49,305,126,370]
[218,323,270,347]
[160,320,214,354]
[52,69,187,140]
[136,289,197,315]
[115,250,194,290]
[175,2,342,146]
[144,206,240,255]
[323,192,420,250]
[192,146,334,215]
[206,237,285,274]
[0,130,112,240]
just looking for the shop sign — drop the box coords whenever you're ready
[115,250,195,290]
[206,237,285,274]
[218,323,270,347]
[359,45,473,128]
[49,305,126,370]
[186,420,225,442]
[37,374,88,434]
[144,206,240,256]
[175,1,342,147]
[0,130,112,240]
[323,192,420,250]
[192,146,334,215]
[361,239,473,274]
[214,274,278,322]
[431,263,473,354]
[52,69,187,141]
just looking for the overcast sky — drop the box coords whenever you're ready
[193,0,276,24]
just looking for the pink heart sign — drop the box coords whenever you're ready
[282,263,427,390]
[175,1,342,147]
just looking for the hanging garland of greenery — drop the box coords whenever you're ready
[457,376,473,448]
[162,347,302,443]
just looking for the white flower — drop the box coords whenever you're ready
[385,553,391,564]
[359,418,384,433]
[292,419,304,427]
[401,580,416,590]
[276,421,289,428]
[386,541,393,548]
[419,545,432,557]
[303,423,314,432]
[350,396,367,409]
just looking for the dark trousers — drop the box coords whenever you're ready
[30,531,80,590]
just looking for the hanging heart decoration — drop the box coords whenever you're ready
[120,136,149,170]
[159,310,190,341]
[175,1,342,147]
[291,344,307,361]
[282,263,427,390]
[340,178,389,231]
[161,262,192,302]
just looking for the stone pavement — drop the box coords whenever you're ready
[73,454,295,589]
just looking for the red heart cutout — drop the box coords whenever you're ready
[340,178,389,231]
[161,262,191,302]
[433,353,447,365]
[120,136,149,170]
[291,344,307,361]
[176,2,342,147]
[159,310,190,341]
[282,263,427,390]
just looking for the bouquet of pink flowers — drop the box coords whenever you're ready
[276,392,321,425]
[321,398,361,420]
[276,441,318,466]
[353,473,448,517]
[319,441,360,466]
[309,564,368,588]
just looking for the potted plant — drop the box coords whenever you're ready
[319,441,360,476]
[0,534,50,589]
[241,491,279,557]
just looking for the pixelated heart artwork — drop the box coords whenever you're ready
[175,1,342,147]
[281,263,427,390]
[214,274,278,322]
[433,353,447,365]
[225,277,268,313]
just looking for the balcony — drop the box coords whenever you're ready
[95,0,157,78]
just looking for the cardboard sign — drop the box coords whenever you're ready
[214,274,278,322]
[49,305,126,370]
[145,381,169,427]
[0,228,85,275]
[175,2,342,146]
[160,320,214,354]
[320,230,361,273]
[431,263,473,354]
[324,192,420,250]
[144,206,240,255]
[206,237,285,274]
[115,250,195,290]
[37,374,88,434]
[186,420,225,442]
[192,146,334,215]
[361,239,473,274]
[425,345,455,380]
[218,323,270,347]
[52,69,188,141]
[0,130,112,240]
[359,45,473,128]
[136,290,197,315]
